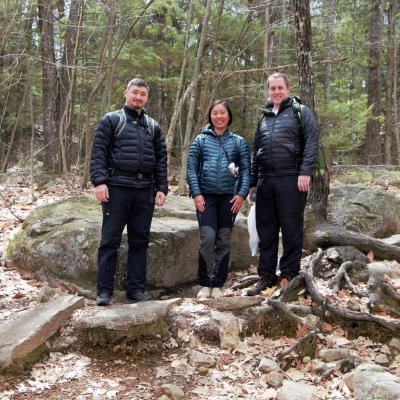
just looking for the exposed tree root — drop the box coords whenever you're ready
[320,356,356,381]
[331,260,366,294]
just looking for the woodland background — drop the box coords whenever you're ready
[0,0,399,190]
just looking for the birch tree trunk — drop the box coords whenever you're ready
[177,0,213,193]
[365,0,383,165]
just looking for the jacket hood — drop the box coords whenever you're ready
[200,124,231,137]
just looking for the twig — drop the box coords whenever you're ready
[343,271,366,297]
[230,276,259,291]
[0,191,24,222]
[331,260,366,293]
[320,357,356,380]
[278,331,317,360]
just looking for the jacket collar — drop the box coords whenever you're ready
[260,96,293,115]
[124,105,146,119]
[202,124,230,138]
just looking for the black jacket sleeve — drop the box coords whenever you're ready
[299,106,319,176]
[90,114,116,187]
[249,123,261,188]
[153,123,168,195]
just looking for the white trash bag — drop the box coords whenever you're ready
[247,204,259,256]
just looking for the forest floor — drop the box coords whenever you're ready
[1,168,400,400]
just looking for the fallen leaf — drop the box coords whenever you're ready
[367,250,374,262]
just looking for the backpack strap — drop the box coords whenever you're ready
[144,114,155,140]
[107,108,126,136]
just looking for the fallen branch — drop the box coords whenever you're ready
[320,356,356,380]
[311,224,400,262]
[0,191,24,222]
[229,275,259,291]
[278,331,317,360]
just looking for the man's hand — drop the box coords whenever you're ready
[298,175,311,192]
[95,184,109,202]
[249,187,257,202]
[194,195,205,212]
[230,195,244,213]
[155,191,166,207]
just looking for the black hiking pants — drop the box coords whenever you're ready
[255,175,307,282]
[97,185,154,297]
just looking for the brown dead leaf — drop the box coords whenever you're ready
[296,322,310,338]
[375,310,389,317]
[367,250,374,262]
[333,326,347,337]
[13,292,25,299]
[320,322,334,332]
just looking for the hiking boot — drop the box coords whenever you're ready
[126,291,153,304]
[96,292,112,306]
[197,287,212,299]
[211,287,224,299]
[247,277,277,296]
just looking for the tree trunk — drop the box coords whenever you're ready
[394,42,399,163]
[242,48,251,135]
[323,0,336,104]
[177,0,213,193]
[384,0,396,165]
[365,0,383,165]
[263,4,274,99]
[292,0,328,228]
[38,0,59,171]
[166,0,194,161]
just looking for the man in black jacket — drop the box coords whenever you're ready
[247,73,319,296]
[90,78,168,305]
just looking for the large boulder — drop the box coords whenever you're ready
[327,183,400,238]
[7,195,256,290]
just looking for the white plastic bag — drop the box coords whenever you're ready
[247,204,259,256]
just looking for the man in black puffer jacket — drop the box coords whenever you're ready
[247,73,319,296]
[90,78,168,306]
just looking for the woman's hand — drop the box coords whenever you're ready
[230,195,244,213]
[194,195,205,212]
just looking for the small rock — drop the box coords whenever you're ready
[161,384,184,400]
[374,353,390,366]
[302,356,311,364]
[395,355,400,362]
[210,310,240,350]
[36,286,58,303]
[258,358,280,374]
[198,366,209,375]
[380,345,391,355]
[319,348,350,362]
[304,314,319,326]
[266,371,284,388]
[277,380,318,400]
[342,372,354,391]
[158,396,170,400]
[285,367,305,381]
[389,338,400,352]
[347,300,361,312]
[310,359,328,374]
[189,350,216,368]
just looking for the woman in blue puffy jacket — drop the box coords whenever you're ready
[187,100,250,299]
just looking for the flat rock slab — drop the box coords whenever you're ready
[0,294,84,370]
[199,296,265,311]
[71,299,182,346]
[277,380,318,400]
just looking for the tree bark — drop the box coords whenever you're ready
[166,0,194,161]
[38,0,59,170]
[323,0,336,104]
[292,0,329,225]
[365,0,383,165]
[263,4,274,99]
[177,0,213,193]
[384,0,396,164]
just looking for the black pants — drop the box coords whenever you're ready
[97,185,154,297]
[255,176,307,282]
[196,194,236,288]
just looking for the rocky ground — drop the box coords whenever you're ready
[1,168,400,400]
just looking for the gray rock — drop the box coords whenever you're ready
[8,195,255,290]
[380,345,391,355]
[353,363,400,400]
[327,183,400,238]
[319,348,351,362]
[389,338,400,352]
[258,358,280,374]
[347,300,361,312]
[71,298,181,345]
[0,294,84,370]
[161,383,184,400]
[380,234,400,246]
[342,371,354,391]
[209,310,240,350]
[285,368,306,381]
[266,371,284,388]
[189,350,216,368]
[277,380,318,400]
[374,353,390,366]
